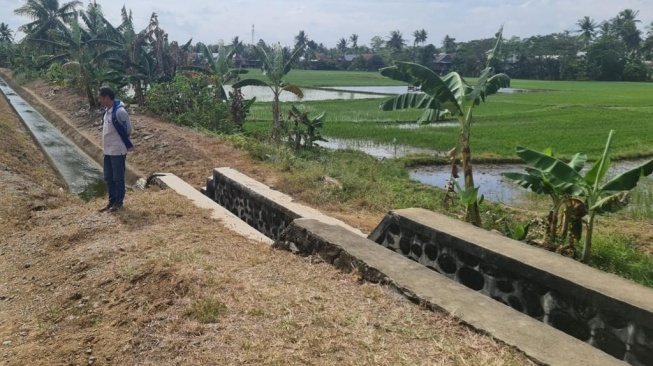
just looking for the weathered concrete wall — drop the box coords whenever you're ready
[368,209,653,366]
[275,219,624,366]
[204,167,364,240]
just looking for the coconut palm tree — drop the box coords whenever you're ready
[337,38,348,54]
[618,9,640,24]
[413,29,428,47]
[380,27,509,226]
[349,33,358,51]
[14,0,81,41]
[387,30,405,51]
[232,44,304,142]
[576,16,597,43]
[294,30,308,49]
[614,9,642,54]
[0,23,13,43]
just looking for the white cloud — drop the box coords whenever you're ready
[1,0,651,47]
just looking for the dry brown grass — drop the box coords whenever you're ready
[3,62,653,366]
[0,92,534,365]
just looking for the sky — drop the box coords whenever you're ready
[2,0,652,48]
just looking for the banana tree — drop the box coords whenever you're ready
[287,105,327,150]
[503,130,653,262]
[380,27,510,226]
[232,44,304,143]
[182,42,247,101]
[31,17,111,108]
[502,149,588,243]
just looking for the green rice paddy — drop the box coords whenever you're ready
[244,70,653,160]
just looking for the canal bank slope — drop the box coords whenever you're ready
[0,79,530,365]
[4,69,653,255]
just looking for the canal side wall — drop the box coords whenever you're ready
[0,70,144,186]
[0,79,69,191]
[203,167,364,240]
[275,218,624,366]
[367,209,653,366]
[203,166,646,365]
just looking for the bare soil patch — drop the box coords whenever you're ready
[1,84,531,364]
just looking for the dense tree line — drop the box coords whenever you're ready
[1,1,651,115]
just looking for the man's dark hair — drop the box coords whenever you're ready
[98,86,115,100]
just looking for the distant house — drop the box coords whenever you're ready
[311,53,330,62]
[342,54,357,62]
[434,53,452,75]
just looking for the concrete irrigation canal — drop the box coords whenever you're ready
[0,76,106,200]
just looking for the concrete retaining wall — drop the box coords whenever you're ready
[204,167,364,240]
[275,218,624,366]
[203,167,650,364]
[368,209,653,366]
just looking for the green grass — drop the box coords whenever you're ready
[187,297,227,323]
[238,139,653,288]
[589,234,653,287]
[245,78,653,160]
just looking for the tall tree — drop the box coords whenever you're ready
[349,33,358,51]
[643,21,653,59]
[370,36,385,52]
[618,9,640,23]
[576,16,597,43]
[232,44,304,142]
[442,34,456,53]
[387,30,405,51]
[337,37,348,53]
[413,29,428,46]
[14,0,81,40]
[615,9,642,55]
[294,30,308,48]
[0,23,13,43]
[597,21,612,39]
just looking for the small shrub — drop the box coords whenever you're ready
[146,73,234,133]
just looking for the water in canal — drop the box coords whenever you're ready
[0,77,106,201]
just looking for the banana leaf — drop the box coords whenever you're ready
[515,146,584,195]
[600,159,653,193]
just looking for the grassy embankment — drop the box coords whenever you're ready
[237,69,653,287]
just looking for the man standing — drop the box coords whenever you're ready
[97,86,133,212]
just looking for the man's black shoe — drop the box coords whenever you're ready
[98,203,113,212]
[107,204,123,213]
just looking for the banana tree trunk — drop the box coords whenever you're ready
[81,70,97,109]
[461,129,481,226]
[581,212,596,262]
[135,82,145,107]
[271,89,281,143]
[461,111,481,227]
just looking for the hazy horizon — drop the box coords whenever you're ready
[2,0,652,48]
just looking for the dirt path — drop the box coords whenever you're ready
[0,84,531,364]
